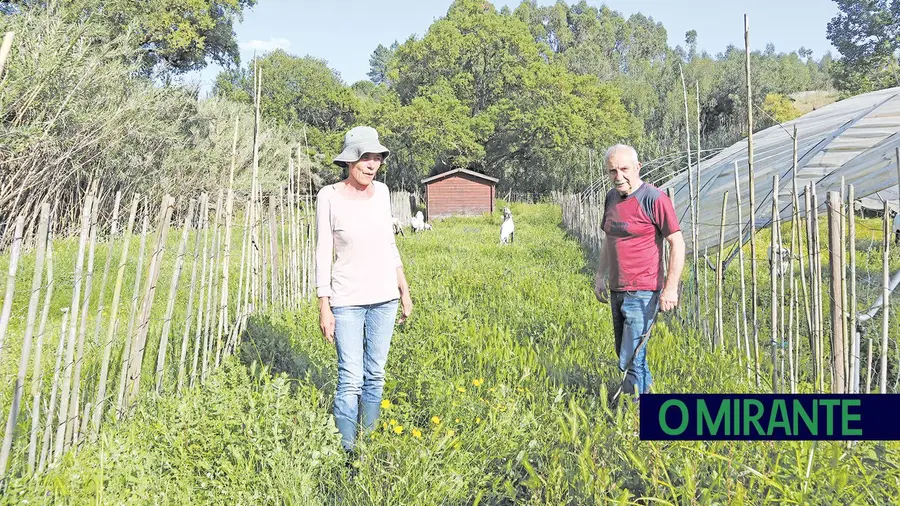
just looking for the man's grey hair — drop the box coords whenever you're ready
[604,144,640,168]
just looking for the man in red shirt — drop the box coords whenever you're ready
[594,144,685,404]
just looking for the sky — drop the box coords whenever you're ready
[185,0,840,96]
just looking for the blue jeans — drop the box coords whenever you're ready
[332,299,399,451]
[610,290,660,399]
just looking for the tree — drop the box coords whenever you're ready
[826,0,900,93]
[8,0,256,75]
[367,41,398,85]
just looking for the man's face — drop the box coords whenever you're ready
[606,151,641,196]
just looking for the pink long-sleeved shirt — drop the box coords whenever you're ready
[316,181,402,307]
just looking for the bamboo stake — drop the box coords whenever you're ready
[289,160,298,307]
[54,195,93,461]
[771,176,780,392]
[881,199,890,393]
[839,178,849,393]
[116,198,149,418]
[217,188,234,368]
[178,193,206,392]
[716,192,728,350]
[92,194,138,434]
[814,187,826,391]
[190,194,211,388]
[745,14,760,386]
[849,185,859,393]
[793,178,813,362]
[0,216,24,363]
[202,190,223,382]
[0,32,14,80]
[268,194,278,311]
[733,161,753,379]
[0,206,48,477]
[39,309,67,472]
[66,194,101,447]
[231,198,250,354]
[828,191,846,393]
[250,66,263,314]
[28,241,53,475]
[155,199,195,393]
[789,277,797,393]
[280,188,288,309]
[703,246,710,344]
[679,64,701,329]
[867,337,874,393]
[125,195,175,411]
[88,191,121,362]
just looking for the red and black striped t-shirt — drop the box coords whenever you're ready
[601,183,681,292]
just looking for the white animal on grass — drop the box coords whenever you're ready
[411,210,427,233]
[392,217,404,236]
[767,243,793,277]
[500,207,515,245]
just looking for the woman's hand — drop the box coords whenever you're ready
[319,298,335,344]
[398,290,413,324]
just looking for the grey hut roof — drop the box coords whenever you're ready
[659,86,900,256]
[421,168,499,185]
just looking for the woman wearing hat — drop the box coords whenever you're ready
[316,125,413,455]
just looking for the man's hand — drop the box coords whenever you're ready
[319,299,335,344]
[659,285,678,312]
[594,272,609,303]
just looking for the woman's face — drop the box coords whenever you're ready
[348,152,384,187]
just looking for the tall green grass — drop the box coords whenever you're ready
[3,202,899,504]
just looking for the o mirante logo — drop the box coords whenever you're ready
[640,394,897,441]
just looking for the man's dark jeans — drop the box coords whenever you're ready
[610,290,660,399]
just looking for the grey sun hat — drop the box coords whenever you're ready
[332,126,390,167]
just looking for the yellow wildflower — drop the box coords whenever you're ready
[476,417,481,423]
[393,425,404,435]
[472,378,484,387]
[412,428,422,439]
[381,399,392,409]
[432,416,441,425]
[455,418,460,423]
[390,419,397,426]
[456,386,466,393]
[382,422,388,430]
[447,429,456,437]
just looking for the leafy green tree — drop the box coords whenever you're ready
[827,0,900,93]
[367,41,398,85]
[8,0,256,75]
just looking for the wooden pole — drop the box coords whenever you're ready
[733,161,753,379]
[840,177,850,392]
[0,206,48,477]
[849,185,859,393]
[92,194,138,433]
[126,195,175,411]
[54,195,93,461]
[268,195,278,311]
[771,176,780,392]
[39,309,67,472]
[0,32,14,81]
[716,192,728,350]
[745,14,760,384]
[881,199,890,393]
[0,216,25,363]
[190,194,211,389]
[155,199,196,393]
[67,195,101,447]
[217,186,234,367]
[679,64,701,329]
[828,191,846,393]
[178,193,206,392]
[116,199,149,418]
[28,241,53,474]
[202,190,223,381]
[84,191,121,437]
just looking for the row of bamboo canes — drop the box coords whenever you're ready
[0,60,320,482]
